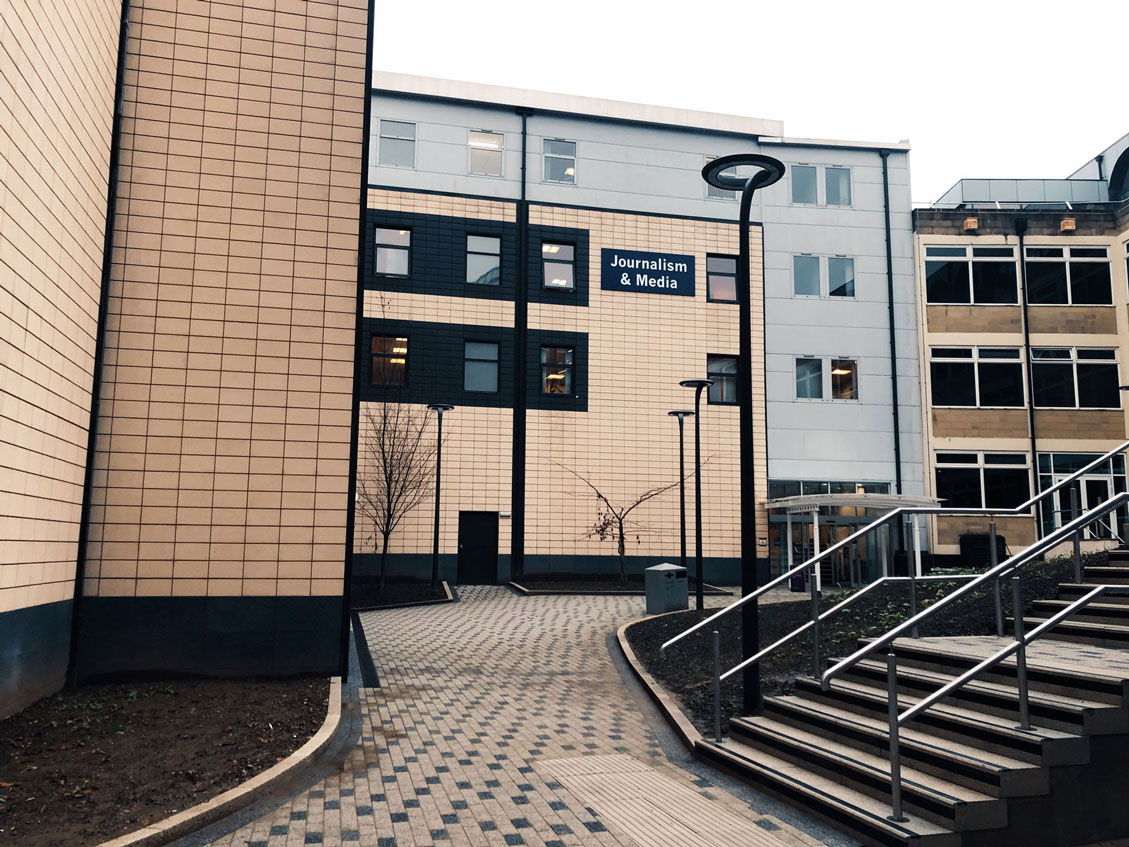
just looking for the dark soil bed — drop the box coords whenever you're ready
[514,572,731,595]
[625,553,1100,737]
[0,677,328,847]
[351,577,448,608]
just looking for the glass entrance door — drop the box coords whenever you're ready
[1051,476,1113,539]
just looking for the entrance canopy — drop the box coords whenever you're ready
[766,492,941,515]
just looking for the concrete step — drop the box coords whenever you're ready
[756,696,1049,799]
[697,736,962,847]
[725,715,1007,831]
[792,675,1089,767]
[1058,583,1129,606]
[1010,616,1129,651]
[1030,599,1129,631]
[1081,566,1129,584]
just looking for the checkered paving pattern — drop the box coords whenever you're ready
[207,587,822,847]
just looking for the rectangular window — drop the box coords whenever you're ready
[468,130,503,176]
[792,165,817,204]
[825,167,851,206]
[831,359,858,400]
[935,452,1030,510]
[828,257,855,297]
[707,254,737,302]
[1032,347,1120,408]
[795,357,823,399]
[924,245,1017,304]
[375,227,411,277]
[464,341,499,392]
[706,157,736,200]
[929,347,1024,407]
[540,345,573,394]
[707,355,738,404]
[371,335,408,386]
[543,139,576,184]
[466,235,501,286]
[793,255,820,296]
[1025,245,1112,305]
[378,119,415,168]
[542,243,575,290]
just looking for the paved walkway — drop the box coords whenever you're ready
[205,587,843,847]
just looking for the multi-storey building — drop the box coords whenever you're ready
[915,134,1129,556]
[360,73,924,586]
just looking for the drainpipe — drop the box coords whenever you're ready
[1096,154,1105,182]
[1015,218,1040,537]
[511,110,530,580]
[880,151,904,496]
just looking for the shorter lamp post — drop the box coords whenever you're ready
[427,403,454,592]
[668,410,695,575]
[679,379,713,611]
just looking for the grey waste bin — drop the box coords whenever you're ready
[645,563,688,614]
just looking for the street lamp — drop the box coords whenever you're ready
[427,403,454,592]
[667,410,695,578]
[701,153,785,714]
[679,379,713,611]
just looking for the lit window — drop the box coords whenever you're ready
[936,452,1030,510]
[1025,246,1112,306]
[826,167,852,206]
[831,359,858,400]
[792,165,817,204]
[924,245,1017,305]
[1032,347,1120,409]
[795,358,822,399]
[541,346,573,394]
[466,235,501,286]
[930,347,1023,408]
[706,255,737,302]
[375,228,411,277]
[544,139,576,184]
[464,341,499,392]
[371,335,408,386]
[468,130,503,176]
[378,119,415,168]
[542,243,575,290]
[707,355,738,404]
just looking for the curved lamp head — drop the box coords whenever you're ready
[679,379,713,391]
[702,153,786,193]
[427,403,455,413]
[667,409,695,418]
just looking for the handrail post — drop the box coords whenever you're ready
[813,509,822,593]
[1011,576,1031,730]
[810,562,821,678]
[1071,486,1082,584]
[886,651,907,822]
[713,630,722,742]
[990,519,1003,637]
[910,515,920,638]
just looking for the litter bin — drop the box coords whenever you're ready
[645,563,688,614]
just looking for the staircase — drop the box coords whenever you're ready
[688,561,1129,846]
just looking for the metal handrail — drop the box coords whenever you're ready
[820,492,1129,693]
[662,438,1129,654]
[882,579,1129,820]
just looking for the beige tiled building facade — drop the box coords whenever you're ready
[1,0,371,718]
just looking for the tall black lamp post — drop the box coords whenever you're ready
[679,379,712,611]
[667,410,695,577]
[427,403,454,591]
[701,154,785,714]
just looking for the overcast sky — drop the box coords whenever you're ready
[372,0,1127,206]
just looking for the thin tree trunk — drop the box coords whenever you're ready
[379,533,390,594]
[617,518,627,584]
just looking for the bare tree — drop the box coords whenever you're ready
[357,402,436,593]
[554,462,683,584]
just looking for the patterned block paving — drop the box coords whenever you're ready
[206,587,824,847]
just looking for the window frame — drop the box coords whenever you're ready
[370,334,409,387]
[467,129,504,177]
[706,354,738,405]
[377,119,416,169]
[463,340,500,393]
[1031,346,1121,410]
[1024,245,1113,306]
[825,166,852,207]
[923,244,1019,305]
[374,227,411,278]
[706,254,738,303]
[465,234,501,286]
[929,346,1025,409]
[543,138,577,184]
[541,242,576,291]
[540,344,574,395]
[792,254,856,299]
[789,164,852,208]
[795,356,824,400]
[934,451,1032,511]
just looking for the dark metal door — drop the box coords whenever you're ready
[457,511,498,585]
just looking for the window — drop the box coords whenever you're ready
[831,359,858,399]
[826,167,851,206]
[795,357,822,399]
[924,245,1017,304]
[540,346,573,394]
[378,120,415,168]
[464,341,499,392]
[929,347,1024,408]
[542,243,575,290]
[794,255,855,298]
[375,228,411,277]
[1038,452,1128,536]
[466,235,501,286]
[543,139,576,183]
[792,165,817,204]
[707,355,737,404]
[1032,347,1120,409]
[371,335,408,386]
[1025,246,1111,305]
[468,130,503,176]
[707,255,737,302]
[705,156,736,200]
[935,452,1030,510]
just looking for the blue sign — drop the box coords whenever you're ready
[600,248,695,296]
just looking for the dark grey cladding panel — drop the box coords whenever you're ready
[0,600,72,719]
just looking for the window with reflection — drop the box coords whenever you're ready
[543,139,576,183]
[375,228,411,277]
[542,242,575,290]
[935,452,1030,510]
[707,355,738,404]
[468,130,503,176]
[930,347,1023,407]
[829,257,855,297]
[795,357,822,399]
[1025,246,1111,305]
[792,165,817,204]
[1032,347,1119,408]
[924,245,1017,304]
[378,120,415,168]
[371,335,408,386]
[464,341,499,392]
[707,254,737,302]
[826,167,851,206]
[466,235,501,285]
